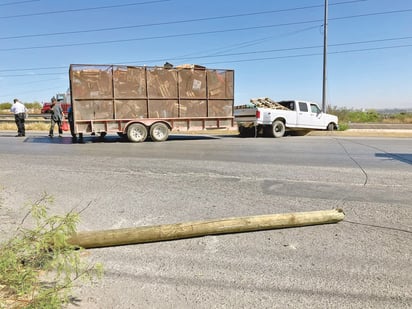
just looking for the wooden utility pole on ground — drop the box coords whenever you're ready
[69,209,344,249]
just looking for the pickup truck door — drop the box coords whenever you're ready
[296,102,324,128]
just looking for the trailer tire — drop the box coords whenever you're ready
[272,120,286,138]
[239,126,247,137]
[263,125,274,137]
[239,126,256,137]
[127,123,147,142]
[150,122,170,142]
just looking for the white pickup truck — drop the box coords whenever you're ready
[234,98,339,138]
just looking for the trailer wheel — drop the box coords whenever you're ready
[127,123,147,142]
[239,126,248,137]
[272,120,286,138]
[150,122,170,142]
[239,126,256,137]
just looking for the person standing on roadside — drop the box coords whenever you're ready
[48,97,64,137]
[10,98,27,137]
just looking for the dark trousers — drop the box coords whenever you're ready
[69,119,75,137]
[14,113,25,136]
[49,118,62,136]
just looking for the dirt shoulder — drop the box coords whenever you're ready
[308,129,412,138]
[174,128,412,138]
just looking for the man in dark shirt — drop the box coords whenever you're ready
[48,97,64,137]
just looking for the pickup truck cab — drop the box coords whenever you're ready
[234,98,338,138]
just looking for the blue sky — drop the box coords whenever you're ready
[0,0,411,109]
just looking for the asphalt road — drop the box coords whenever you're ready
[0,131,411,308]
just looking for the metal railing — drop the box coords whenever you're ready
[0,114,50,123]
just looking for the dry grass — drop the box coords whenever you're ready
[0,123,49,131]
[382,116,412,124]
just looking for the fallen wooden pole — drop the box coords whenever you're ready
[69,209,344,249]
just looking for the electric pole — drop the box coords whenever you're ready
[322,0,328,113]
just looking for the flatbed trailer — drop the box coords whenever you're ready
[69,64,234,142]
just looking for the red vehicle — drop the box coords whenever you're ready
[41,93,71,116]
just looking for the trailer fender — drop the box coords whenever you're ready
[274,117,286,124]
[123,120,172,133]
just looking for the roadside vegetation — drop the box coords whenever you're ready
[327,106,412,123]
[327,106,412,130]
[0,194,102,308]
[0,102,42,114]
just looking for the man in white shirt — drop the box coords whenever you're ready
[10,98,27,137]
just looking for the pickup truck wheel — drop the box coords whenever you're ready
[127,123,147,142]
[327,123,335,131]
[272,120,285,138]
[150,122,169,142]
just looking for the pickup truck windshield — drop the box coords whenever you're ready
[311,104,321,113]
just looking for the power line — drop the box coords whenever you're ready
[0,43,410,77]
[0,12,318,41]
[201,44,412,65]
[0,8,410,52]
[0,0,39,6]
[0,71,66,77]
[0,66,66,72]
[183,25,320,59]
[0,20,324,51]
[17,78,65,86]
[0,0,172,19]
[0,85,63,99]
[124,36,412,65]
[0,26,320,72]
[0,0,366,39]
[0,36,411,73]
[331,8,412,21]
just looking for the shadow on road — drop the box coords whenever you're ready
[16,134,223,144]
[375,153,412,165]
